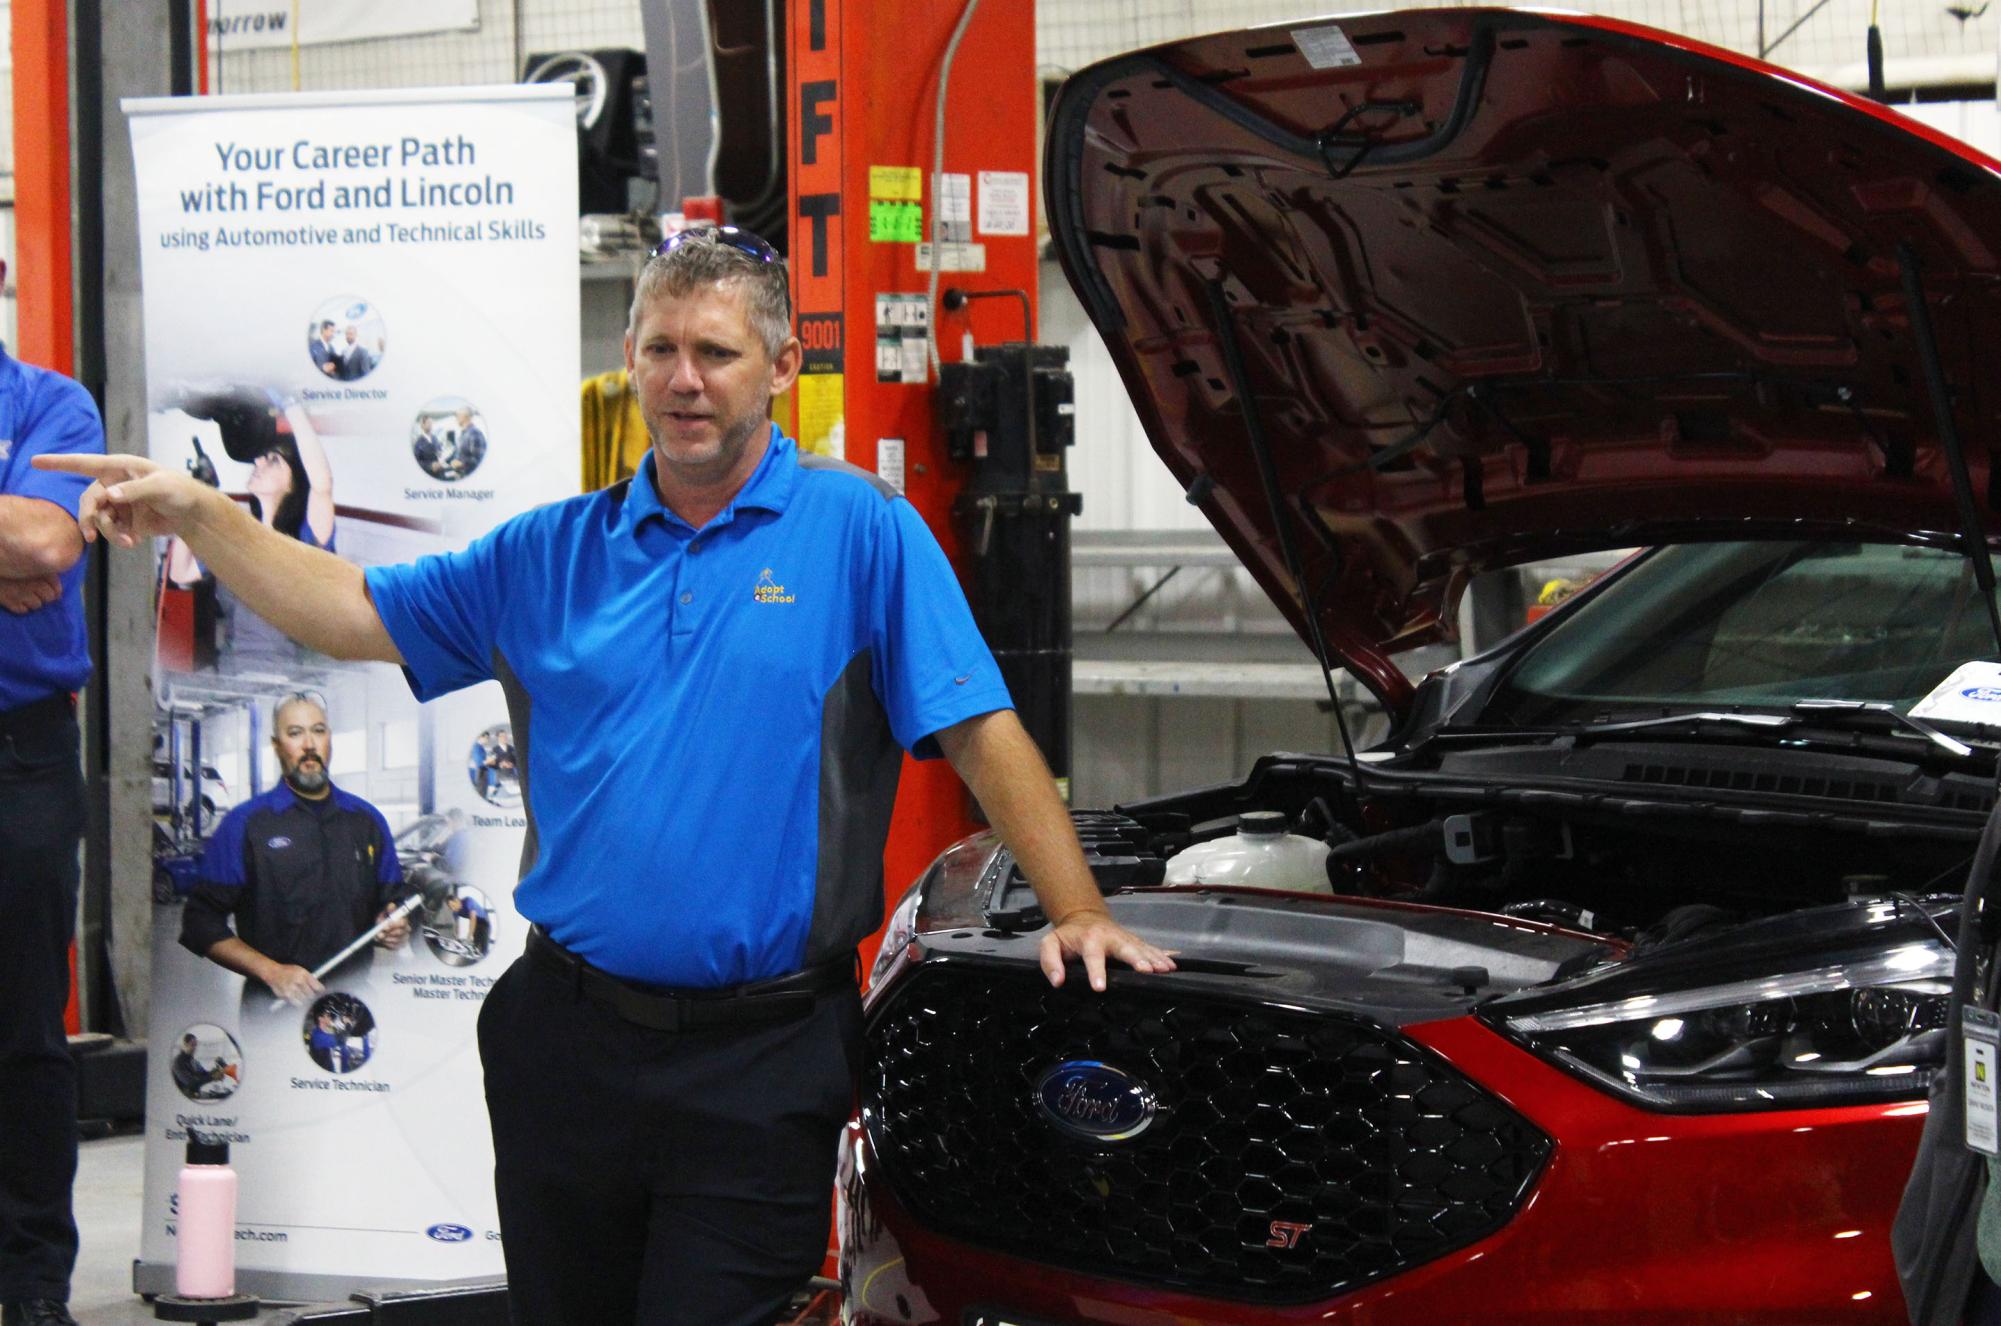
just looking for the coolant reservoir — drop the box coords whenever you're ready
[1162,811,1332,894]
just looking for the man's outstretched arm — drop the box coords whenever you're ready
[33,452,400,663]
[936,708,1177,992]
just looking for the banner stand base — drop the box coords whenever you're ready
[135,1264,508,1321]
[272,1284,510,1324]
[154,1292,260,1322]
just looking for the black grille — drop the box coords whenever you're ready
[864,964,1550,1302]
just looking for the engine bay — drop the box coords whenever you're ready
[1099,743,1987,945]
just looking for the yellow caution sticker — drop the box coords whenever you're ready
[867,165,923,201]
[797,372,845,459]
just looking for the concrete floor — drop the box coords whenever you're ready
[70,1132,289,1325]
[65,1135,841,1325]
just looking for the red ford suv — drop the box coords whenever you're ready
[841,9,2001,1323]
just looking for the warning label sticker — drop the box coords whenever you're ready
[935,172,971,243]
[868,201,923,243]
[914,241,986,273]
[867,165,922,200]
[877,437,906,494]
[866,164,925,243]
[797,373,845,458]
[978,171,1030,236]
[875,293,930,383]
[1292,24,1362,69]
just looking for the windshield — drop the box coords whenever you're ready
[1485,541,2001,726]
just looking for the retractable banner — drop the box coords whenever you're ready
[124,85,578,1299]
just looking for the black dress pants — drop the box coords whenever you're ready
[478,951,861,1325]
[0,707,84,1305]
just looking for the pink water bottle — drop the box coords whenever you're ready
[175,1134,238,1298]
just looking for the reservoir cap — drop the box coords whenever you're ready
[1237,810,1287,837]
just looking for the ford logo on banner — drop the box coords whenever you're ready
[1963,686,2001,704]
[425,1223,474,1243]
[1034,1060,1158,1142]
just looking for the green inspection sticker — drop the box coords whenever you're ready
[868,200,924,243]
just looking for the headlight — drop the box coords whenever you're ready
[1493,943,1951,1112]
[868,883,924,991]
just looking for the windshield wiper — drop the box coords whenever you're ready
[1574,711,1791,737]
[1575,702,1974,760]
[1788,699,1974,759]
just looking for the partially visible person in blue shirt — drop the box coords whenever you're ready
[0,314,104,1326]
[0,353,99,670]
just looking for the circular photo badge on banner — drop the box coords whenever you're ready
[423,885,497,968]
[306,295,387,383]
[302,992,377,1075]
[410,396,490,482]
[468,723,519,806]
[169,1024,244,1102]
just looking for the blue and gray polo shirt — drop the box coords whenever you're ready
[0,344,105,712]
[366,428,1012,988]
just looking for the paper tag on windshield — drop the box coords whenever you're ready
[1965,1006,2001,1156]
[1912,661,2001,727]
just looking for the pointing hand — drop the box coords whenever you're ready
[32,452,217,548]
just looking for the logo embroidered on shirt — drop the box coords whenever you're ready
[267,836,293,850]
[0,440,12,461]
[752,567,795,605]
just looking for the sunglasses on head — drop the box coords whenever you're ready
[652,224,781,264]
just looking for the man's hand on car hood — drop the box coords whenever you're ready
[1041,905,1177,992]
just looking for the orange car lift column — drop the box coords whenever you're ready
[787,0,1044,980]
[12,0,82,1037]
[13,0,75,377]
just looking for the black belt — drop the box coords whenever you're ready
[0,692,76,739]
[526,925,853,1033]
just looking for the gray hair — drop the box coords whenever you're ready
[626,228,793,358]
[273,691,327,728]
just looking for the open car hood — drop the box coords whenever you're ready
[1045,8,2001,713]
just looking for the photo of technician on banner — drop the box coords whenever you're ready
[123,84,578,1300]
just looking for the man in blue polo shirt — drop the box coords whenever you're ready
[0,319,104,1326]
[40,225,1174,1326]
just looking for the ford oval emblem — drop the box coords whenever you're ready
[1963,686,2001,703]
[1034,1060,1157,1142]
[425,1223,473,1243]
